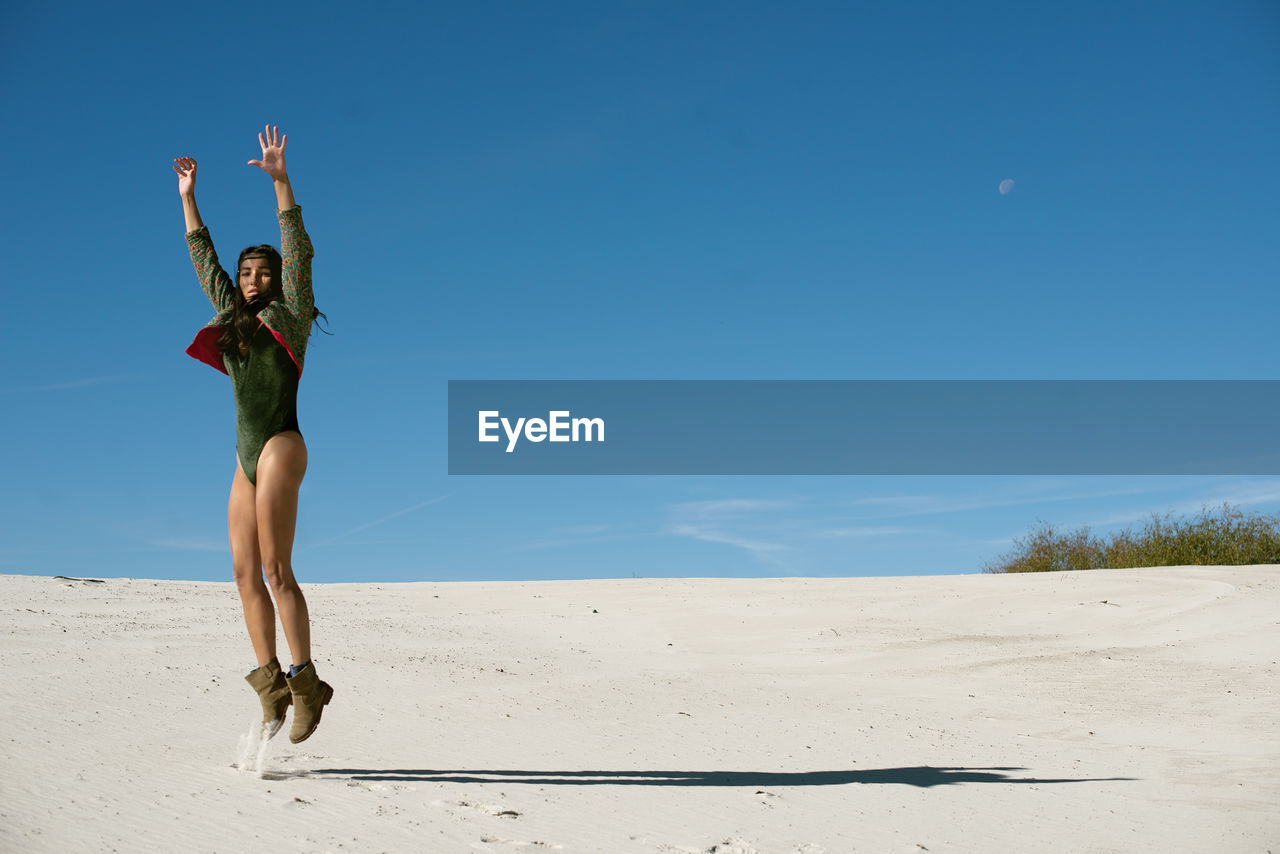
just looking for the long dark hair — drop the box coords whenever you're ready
[217,244,329,356]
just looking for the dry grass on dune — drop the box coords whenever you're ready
[985,503,1280,573]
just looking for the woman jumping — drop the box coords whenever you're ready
[173,125,333,743]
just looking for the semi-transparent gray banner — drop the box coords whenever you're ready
[447,381,1280,474]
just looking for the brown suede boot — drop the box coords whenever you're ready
[245,657,292,739]
[285,662,333,744]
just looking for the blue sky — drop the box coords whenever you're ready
[2,1,1278,582]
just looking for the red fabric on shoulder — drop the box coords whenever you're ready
[186,327,229,375]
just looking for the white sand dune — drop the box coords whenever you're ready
[1,567,1276,853]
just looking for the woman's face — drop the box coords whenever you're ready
[238,257,273,301]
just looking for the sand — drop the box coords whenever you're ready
[1,566,1276,853]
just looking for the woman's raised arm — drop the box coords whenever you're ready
[250,126,314,319]
[172,156,205,233]
[174,154,233,312]
[248,124,296,211]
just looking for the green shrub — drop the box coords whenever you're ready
[983,503,1280,573]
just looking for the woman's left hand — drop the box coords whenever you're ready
[248,124,288,181]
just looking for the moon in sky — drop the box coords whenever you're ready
[998,179,1015,195]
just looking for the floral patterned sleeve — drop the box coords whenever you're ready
[185,226,234,313]
[277,206,315,320]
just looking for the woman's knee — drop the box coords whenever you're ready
[261,559,298,592]
[233,562,267,592]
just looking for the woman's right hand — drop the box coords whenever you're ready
[172,156,197,197]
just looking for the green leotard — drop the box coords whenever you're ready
[224,324,301,485]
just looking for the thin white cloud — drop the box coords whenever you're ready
[666,524,788,555]
[304,495,450,549]
[847,480,1184,519]
[669,498,797,516]
[662,497,798,563]
[982,480,1280,547]
[1199,481,1280,508]
[1083,485,1280,529]
[511,523,635,552]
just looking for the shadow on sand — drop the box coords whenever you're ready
[302,766,1134,788]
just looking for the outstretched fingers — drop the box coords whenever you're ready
[248,126,288,177]
[258,125,286,152]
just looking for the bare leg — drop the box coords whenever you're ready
[255,431,310,667]
[229,459,275,667]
